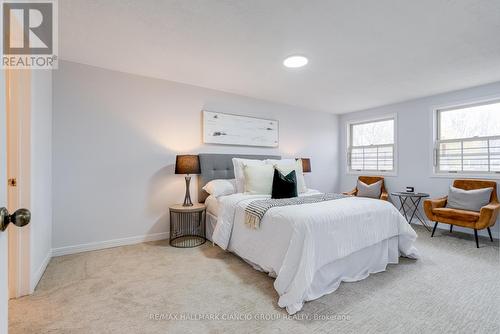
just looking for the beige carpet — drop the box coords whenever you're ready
[9,226,499,334]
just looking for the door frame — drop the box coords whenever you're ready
[6,69,31,299]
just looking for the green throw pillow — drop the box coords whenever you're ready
[272,169,298,199]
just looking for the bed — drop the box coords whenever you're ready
[198,154,419,314]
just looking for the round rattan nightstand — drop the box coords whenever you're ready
[169,203,206,248]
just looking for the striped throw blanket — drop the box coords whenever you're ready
[245,193,350,229]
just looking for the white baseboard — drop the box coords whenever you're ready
[51,232,170,257]
[30,249,52,293]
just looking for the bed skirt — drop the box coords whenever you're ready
[232,235,401,314]
[207,207,407,314]
[206,212,218,242]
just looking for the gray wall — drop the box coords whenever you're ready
[30,70,53,290]
[52,61,340,249]
[339,81,500,238]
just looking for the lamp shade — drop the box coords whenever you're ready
[175,155,201,175]
[300,158,311,173]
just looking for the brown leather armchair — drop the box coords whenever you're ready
[423,179,499,248]
[343,176,388,201]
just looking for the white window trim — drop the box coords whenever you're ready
[430,95,500,179]
[346,113,398,176]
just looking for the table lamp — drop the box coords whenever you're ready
[175,155,201,206]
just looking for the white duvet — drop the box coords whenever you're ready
[212,191,419,314]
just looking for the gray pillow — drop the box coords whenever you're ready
[446,186,493,212]
[357,180,382,199]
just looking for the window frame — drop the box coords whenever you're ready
[346,114,397,176]
[431,97,500,179]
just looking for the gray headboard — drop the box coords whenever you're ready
[198,153,280,203]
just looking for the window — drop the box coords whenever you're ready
[435,100,500,175]
[348,117,395,173]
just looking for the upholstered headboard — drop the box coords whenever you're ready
[198,153,280,203]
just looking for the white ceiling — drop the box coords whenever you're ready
[59,0,500,114]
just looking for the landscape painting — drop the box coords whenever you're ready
[203,111,279,147]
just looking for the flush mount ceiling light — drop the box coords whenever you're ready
[283,55,308,68]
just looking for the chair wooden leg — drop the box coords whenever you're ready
[487,227,493,242]
[474,229,479,248]
[449,225,453,233]
[431,222,438,237]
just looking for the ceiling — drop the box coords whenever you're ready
[59,0,500,114]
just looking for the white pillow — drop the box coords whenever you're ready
[232,158,265,193]
[264,158,295,165]
[272,160,307,193]
[202,179,237,197]
[243,164,274,195]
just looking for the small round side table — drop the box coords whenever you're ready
[169,203,206,248]
[391,192,430,231]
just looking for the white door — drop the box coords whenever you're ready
[1,67,9,334]
[0,68,32,334]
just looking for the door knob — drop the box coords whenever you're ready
[0,207,31,232]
